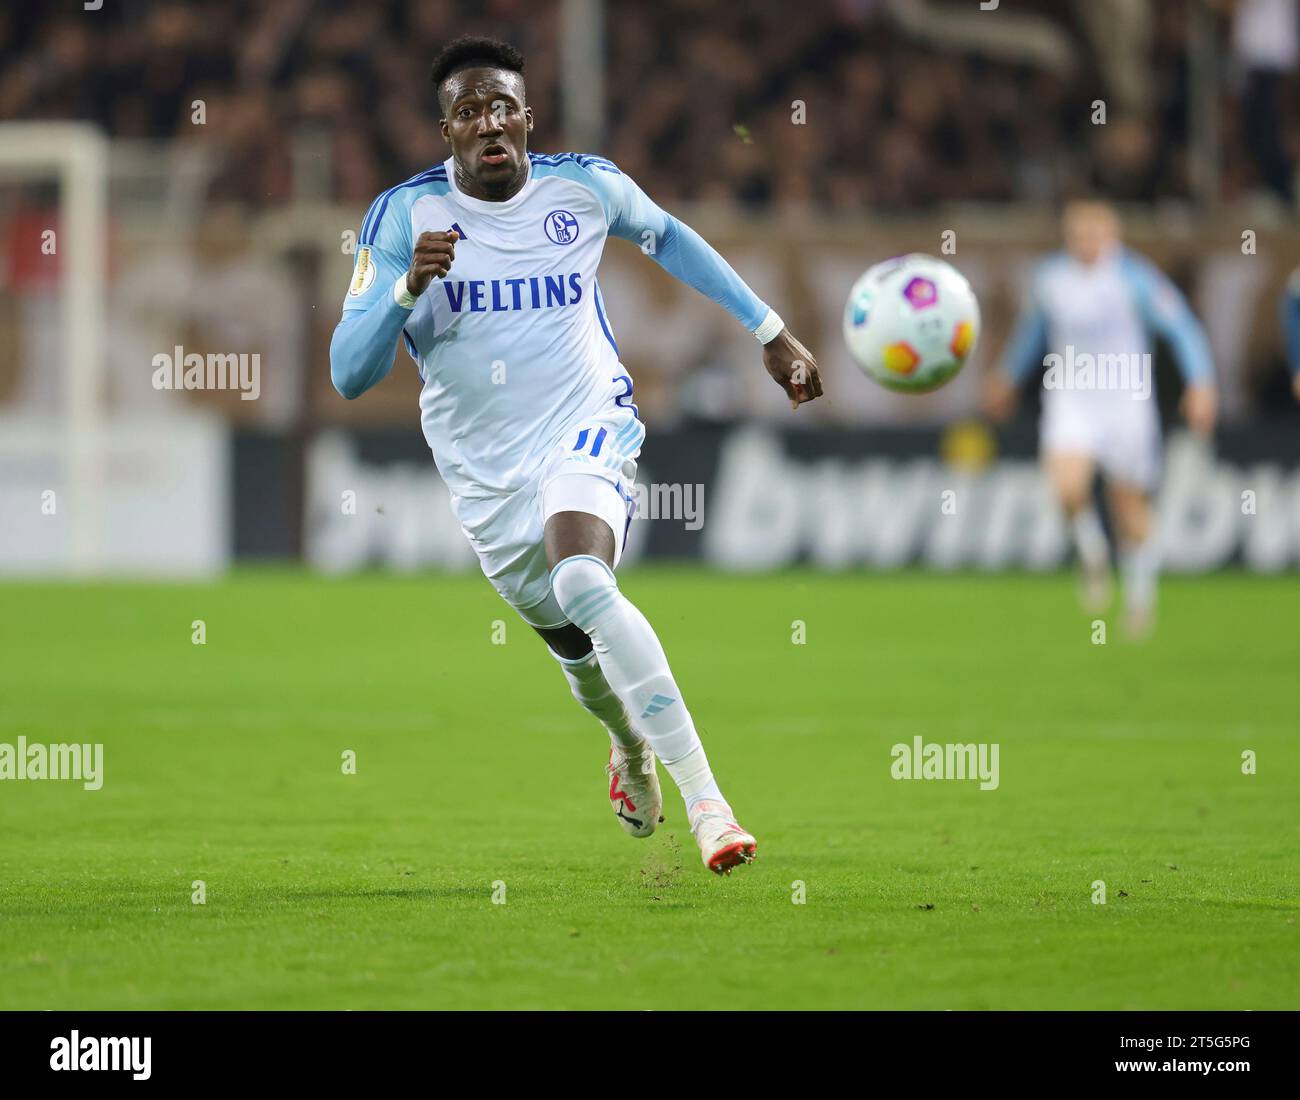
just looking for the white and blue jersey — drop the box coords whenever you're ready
[1004,246,1213,390]
[331,152,772,502]
[1003,246,1214,489]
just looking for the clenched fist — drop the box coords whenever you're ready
[406,230,459,297]
[762,328,823,410]
[982,370,1018,422]
[1180,383,1217,438]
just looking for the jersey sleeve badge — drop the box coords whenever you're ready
[349,247,377,296]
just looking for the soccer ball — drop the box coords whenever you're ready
[843,254,980,393]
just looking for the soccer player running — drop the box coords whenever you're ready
[329,37,822,873]
[983,200,1216,638]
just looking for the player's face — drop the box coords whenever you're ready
[1063,203,1120,265]
[440,67,533,195]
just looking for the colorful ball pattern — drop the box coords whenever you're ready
[843,254,981,393]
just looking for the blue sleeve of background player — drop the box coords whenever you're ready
[1122,251,1214,386]
[1003,265,1050,386]
[592,164,771,333]
[329,194,415,400]
[1282,271,1300,377]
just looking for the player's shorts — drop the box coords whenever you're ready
[453,407,644,629]
[1039,388,1162,491]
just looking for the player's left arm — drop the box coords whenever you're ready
[1125,252,1217,436]
[602,167,822,410]
[1282,267,1300,404]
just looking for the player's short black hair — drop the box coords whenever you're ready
[431,36,526,112]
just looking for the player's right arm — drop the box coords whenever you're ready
[329,197,456,399]
[983,262,1049,421]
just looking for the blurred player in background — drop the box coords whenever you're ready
[984,200,1217,637]
[330,37,821,873]
[1284,266,1300,403]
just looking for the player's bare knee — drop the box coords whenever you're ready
[1055,481,1092,517]
[550,554,621,634]
[1108,487,1150,545]
[1114,511,1150,549]
[544,510,615,571]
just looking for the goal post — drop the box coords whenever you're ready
[0,121,109,572]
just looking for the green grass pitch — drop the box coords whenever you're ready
[0,568,1296,1010]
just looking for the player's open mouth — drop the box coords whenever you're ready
[480,145,509,166]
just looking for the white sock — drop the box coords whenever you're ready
[550,554,725,812]
[551,649,642,751]
[1120,537,1160,617]
[1070,507,1109,573]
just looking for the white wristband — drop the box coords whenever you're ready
[394,273,419,310]
[752,308,784,344]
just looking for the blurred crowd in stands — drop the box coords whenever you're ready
[2,0,1297,212]
[2,0,1298,430]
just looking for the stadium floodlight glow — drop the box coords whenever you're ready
[0,122,109,572]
